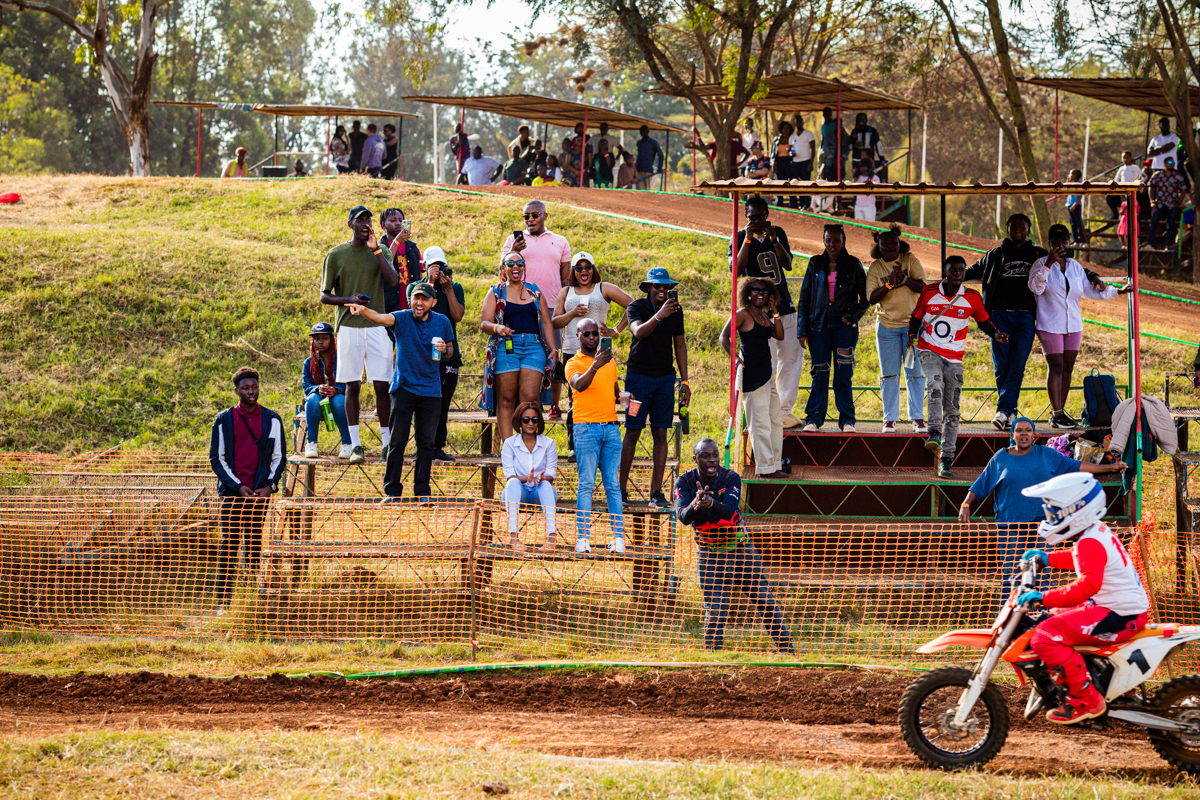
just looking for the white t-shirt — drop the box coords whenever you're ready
[460,156,500,185]
[855,173,875,206]
[1116,164,1142,183]
[741,131,756,151]
[1148,133,1179,170]
[791,129,816,162]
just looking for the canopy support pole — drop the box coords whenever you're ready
[995,126,1003,234]
[196,108,203,178]
[398,117,404,181]
[579,109,588,190]
[1129,190,1143,521]
[906,107,912,184]
[325,113,331,176]
[458,107,466,175]
[940,194,947,267]
[836,86,842,182]
[1143,112,1151,154]
[663,130,669,191]
[274,116,279,167]
[692,107,697,188]
[919,113,928,228]
[1081,117,1091,220]
[729,193,739,425]
[1053,89,1059,181]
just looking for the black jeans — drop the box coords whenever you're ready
[216,495,269,605]
[435,363,460,451]
[1149,205,1182,248]
[795,159,812,208]
[384,387,441,497]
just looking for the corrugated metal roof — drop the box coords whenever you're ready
[649,71,922,112]
[154,101,419,119]
[403,93,685,132]
[1018,76,1200,118]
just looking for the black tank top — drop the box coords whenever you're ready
[505,299,540,335]
[740,319,773,392]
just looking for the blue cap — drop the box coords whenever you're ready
[639,266,678,292]
[309,322,335,337]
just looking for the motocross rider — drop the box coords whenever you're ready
[1018,472,1149,725]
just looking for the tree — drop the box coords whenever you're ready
[932,0,1052,236]
[527,0,803,180]
[0,0,168,175]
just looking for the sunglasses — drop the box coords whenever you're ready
[579,330,600,338]
[747,213,767,221]
[573,264,593,272]
[520,416,539,424]
[503,260,524,268]
[522,212,543,220]
[749,287,770,294]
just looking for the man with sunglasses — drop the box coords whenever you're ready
[565,318,625,553]
[502,200,573,418]
[731,195,803,429]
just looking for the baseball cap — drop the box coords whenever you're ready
[571,251,595,268]
[309,322,335,337]
[750,141,763,150]
[423,245,447,265]
[235,146,248,155]
[347,205,372,222]
[410,282,437,299]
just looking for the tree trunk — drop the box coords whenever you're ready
[984,0,1050,236]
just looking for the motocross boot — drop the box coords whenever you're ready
[1047,657,1106,725]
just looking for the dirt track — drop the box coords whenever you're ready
[0,667,1184,778]
[455,184,1200,337]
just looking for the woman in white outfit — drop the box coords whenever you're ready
[552,251,632,455]
[1028,224,1132,429]
[501,402,559,554]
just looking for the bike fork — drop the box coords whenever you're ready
[952,611,1024,727]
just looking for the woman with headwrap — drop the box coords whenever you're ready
[959,417,1126,590]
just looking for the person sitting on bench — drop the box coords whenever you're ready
[501,402,559,554]
[301,322,352,458]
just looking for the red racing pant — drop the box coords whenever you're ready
[1030,602,1148,697]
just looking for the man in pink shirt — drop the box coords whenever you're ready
[501,200,572,417]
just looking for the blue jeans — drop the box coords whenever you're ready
[996,521,1040,604]
[698,539,795,653]
[804,316,858,428]
[875,321,925,422]
[574,422,624,539]
[304,392,351,444]
[987,309,1036,417]
[1068,204,1084,243]
[1149,205,1181,248]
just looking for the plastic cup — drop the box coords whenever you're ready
[578,294,590,310]
[619,391,631,410]
[628,399,642,417]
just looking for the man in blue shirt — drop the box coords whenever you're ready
[361,123,385,178]
[348,283,454,500]
[634,125,663,190]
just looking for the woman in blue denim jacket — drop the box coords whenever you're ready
[797,224,869,432]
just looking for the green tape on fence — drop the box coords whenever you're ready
[1082,317,1198,348]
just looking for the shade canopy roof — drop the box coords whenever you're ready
[649,71,922,112]
[155,101,418,119]
[1018,77,1200,118]
[695,177,1139,196]
[402,93,685,132]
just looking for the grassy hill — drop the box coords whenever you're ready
[0,175,1193,453]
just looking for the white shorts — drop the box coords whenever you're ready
[335,325,394,383]
[854,204,876,221]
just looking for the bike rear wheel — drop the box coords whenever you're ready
[899,666,1009,770]
[1148,674,1200,775]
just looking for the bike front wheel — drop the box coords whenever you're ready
[899,666,1010,770]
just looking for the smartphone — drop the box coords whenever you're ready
[513,230,525,242]
[666,289,679,303]
[357,295,371,303]
[600,337,613,354]
[400,219,412,235]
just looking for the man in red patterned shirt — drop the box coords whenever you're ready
[908,256,1008,478]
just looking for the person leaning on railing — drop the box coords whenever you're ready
[958,416,1126,595]
[674,438,795,654]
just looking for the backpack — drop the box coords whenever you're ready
[1081,370,1121,428]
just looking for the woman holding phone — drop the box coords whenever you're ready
[481,253,557,444]
[552,251,632,456]
[1028,224,1132,429]
[720,278,788,478]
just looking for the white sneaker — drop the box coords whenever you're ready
[802,422,819,432]
[841,424,856,433]
[881,421,896,433]
[912,419,928,434]
[608,537,626,554]
[338,444,354,460]
[304,442,319,458]
[575,538,592,554]
[780,412,801,429]
[992,411,1009,431]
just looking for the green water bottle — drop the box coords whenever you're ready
[319,396,335,432]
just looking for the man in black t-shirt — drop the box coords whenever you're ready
[621,267,690,510]
[347,121,368,173]
[964,213,1047,431]
[730,195,802,428]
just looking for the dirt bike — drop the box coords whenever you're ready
[899,556,1200,773]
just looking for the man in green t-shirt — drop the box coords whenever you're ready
[320,205,399,464]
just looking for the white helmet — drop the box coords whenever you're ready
[1021,472,1107,546]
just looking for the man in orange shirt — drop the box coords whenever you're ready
[565,319,624,553]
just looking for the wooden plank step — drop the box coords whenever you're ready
[261,540,672,561]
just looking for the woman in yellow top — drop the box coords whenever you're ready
[221,147,249,178]
[865,224,927,433]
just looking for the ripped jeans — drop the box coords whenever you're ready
[803,315,858,429]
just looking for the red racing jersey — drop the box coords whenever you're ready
[1043,522,1150,616]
